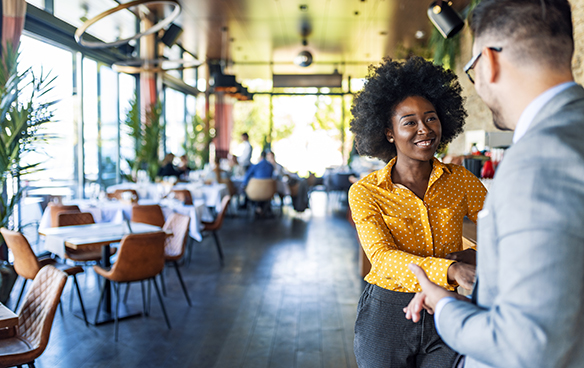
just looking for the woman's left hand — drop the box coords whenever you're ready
[445,248,476,265]
[447,262,476,290]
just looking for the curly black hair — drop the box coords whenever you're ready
[350,56,467,163]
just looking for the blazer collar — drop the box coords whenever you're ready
[527,83,584,134]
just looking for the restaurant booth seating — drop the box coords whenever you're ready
[93,232,170,341]
[0,265,67,368]
[1,228,88,326]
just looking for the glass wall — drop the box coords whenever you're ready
[19,36,75,191]
[165,88,186,156]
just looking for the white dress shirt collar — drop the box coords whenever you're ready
[513,81,577,143]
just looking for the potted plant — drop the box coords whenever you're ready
[123,93,163,182]
[0,44,56,301]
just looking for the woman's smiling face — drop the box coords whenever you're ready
[386,96,442,163]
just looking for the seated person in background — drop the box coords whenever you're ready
[157,153,182,178]
[265,151,286,179]
[241,150,274,214]
[228,154,245,177]
[178,155,193,176]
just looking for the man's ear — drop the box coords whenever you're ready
[482,46,500,84]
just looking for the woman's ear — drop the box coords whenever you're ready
[385,128,394,143]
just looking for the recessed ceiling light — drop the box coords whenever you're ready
[354,11,359,15]
[299,4,308,11]
[379,31,387,36]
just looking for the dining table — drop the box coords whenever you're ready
[0,302,18,338]
[39,222,164,325]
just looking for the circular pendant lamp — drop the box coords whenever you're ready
[74,0,181,48]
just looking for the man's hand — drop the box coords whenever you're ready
[404,264,467,323]
[447,262,476,290]
[445,248,476,265]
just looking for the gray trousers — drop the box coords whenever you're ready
[354,283,458,368]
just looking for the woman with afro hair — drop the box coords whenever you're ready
[349,56,487,367]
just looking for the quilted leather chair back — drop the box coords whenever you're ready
[1,228,41,280]
[48,204,80,227]
[131,204,165,228]
[18,265,67,350]
[245,179,277,202]
[108,232,166,283]
[56,211,95,227]
[162,213,190,259]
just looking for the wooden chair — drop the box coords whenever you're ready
[131,204,165,228]
[161,213,192,305]
[171,189,193,205]
[1,228,88,326]
[56,212,107,263]
[0,265,67,368]
[201,195,232,266]
[245,179,276,218]
[93,232,170,341]
[47,204,80,228]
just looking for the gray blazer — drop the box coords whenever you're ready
[439,84,584,368]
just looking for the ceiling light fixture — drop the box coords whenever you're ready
[427,0,464,38]
[74,0,181,48]
[294,50,313,67]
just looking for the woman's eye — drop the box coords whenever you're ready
[403,121,415,126]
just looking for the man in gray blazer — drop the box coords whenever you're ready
[403,0,584,367]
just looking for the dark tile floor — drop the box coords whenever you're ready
[6,192,363,368]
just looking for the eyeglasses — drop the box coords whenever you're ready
[464,47,503,84]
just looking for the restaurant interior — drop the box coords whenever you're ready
[0,0,583,367]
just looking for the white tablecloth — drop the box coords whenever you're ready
[38,198,212,245]
[106,182,229,212]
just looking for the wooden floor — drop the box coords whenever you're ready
[6,192,362,368]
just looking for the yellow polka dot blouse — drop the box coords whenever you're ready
[349,157,487,293]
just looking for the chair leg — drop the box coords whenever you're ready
[173,261,192,306]
[212,231,224,266]
[151,278,171,329]
[123,283,131,303]
[160,271,167,296]
[72,275,88,326]
[94,277,106,325]
[28,362,36,368]
[114,282,120,342]
[140,281,148,316]
[14,278,27,311]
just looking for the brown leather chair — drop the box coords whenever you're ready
[1,228,89,326]
[47,203,80,228]
[171,189,193,205]
[56,211,109,263]
[112,189,139,203]
[131,204,165,228]
[93,232,170,341]
[0,265,67,368]
[161,213,191,305]
[201,195,231,266]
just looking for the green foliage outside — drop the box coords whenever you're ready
[312,94,353,163]
[0,44,56,231]
[122,94,163,182]
[185,114,214,169]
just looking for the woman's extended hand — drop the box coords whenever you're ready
[445,248,476,265]
[447,262,476,290]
